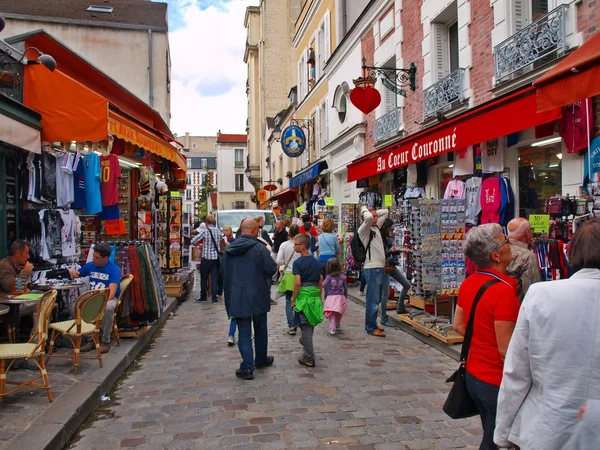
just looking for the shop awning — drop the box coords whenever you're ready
[290,161,329,189]
[108,110,186,170]
[534,32,600,112]
[0,93,42,154]
[24,65,108,143]
[269,188,298,205]
[347,87,561,182]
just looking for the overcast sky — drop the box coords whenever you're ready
[156,0,258,137]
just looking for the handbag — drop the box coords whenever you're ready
[443,278,500,419]
[207,228,223,261]
[276,251,295,283]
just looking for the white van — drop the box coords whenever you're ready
[215,209,277,235]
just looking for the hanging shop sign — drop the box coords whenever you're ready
[105,219,127,235]
[257,189,268,203]
[325,197,334,206]
[384,194,393,207]
[349,85,381,114]
[281,125,306,158]
[346,87,562,182]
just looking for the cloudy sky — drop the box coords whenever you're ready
[156,0,258,137]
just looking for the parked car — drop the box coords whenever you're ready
[215,209,277,236]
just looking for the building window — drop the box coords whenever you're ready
[186,174,192,185]
[192,143,197,149]
[333,82,349,123]
[431,3,459,82]
[382,57,397,113]
[298,52,307,100]
[186,189,192,200]
[186,158,191,169]
[234,149,244,167]
[233,201,246,209]
[201,158,207,169]
[235,174,244,191]
[319,99,329,151]
[316,11,331,79]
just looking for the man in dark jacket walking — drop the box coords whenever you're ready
[222,219,278,380]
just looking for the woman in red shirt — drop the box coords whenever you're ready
[453,223,520,450]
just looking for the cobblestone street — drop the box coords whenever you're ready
[68,287,483,450]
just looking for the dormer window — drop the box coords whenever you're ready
[87,5,114,13]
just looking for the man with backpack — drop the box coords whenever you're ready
[355,206,389,337]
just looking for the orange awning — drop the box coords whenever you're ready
[24,65,108,142]
[534,32,600,111]
[108,110,186,170]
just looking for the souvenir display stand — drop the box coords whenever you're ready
[340,203,359,282]
[316,204,339,232]
[156,192,183,272]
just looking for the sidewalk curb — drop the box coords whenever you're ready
[6,296,184,450]
[347,292,461,362]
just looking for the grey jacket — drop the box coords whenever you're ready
[495,269,600,449]
[357,207,388,270]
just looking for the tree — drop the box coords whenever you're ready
[198,171,216,218]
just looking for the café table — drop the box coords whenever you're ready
[31,282,86,319]
[0,292,45,342]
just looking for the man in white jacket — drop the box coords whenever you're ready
[358,206,388,337]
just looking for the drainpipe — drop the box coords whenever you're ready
[148,29,154,107]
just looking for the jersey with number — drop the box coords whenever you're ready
[100,155,122,206]
[78,260,121,298]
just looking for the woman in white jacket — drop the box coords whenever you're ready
[276,224,301,335]
[494,218,600,449]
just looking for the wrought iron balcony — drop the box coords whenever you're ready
[423,68,465,119]
[375,107,402,142]
[494,5,567,81]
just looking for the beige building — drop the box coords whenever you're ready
[1,0,171,124]
[179,134,217,220]
[244,0,302,196]
[215,133,252,210]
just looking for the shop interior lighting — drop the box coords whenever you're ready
[449,164,454,168]
[549,163,560,168]
[557,153,563,160]
[118,158,142,168]
[531,137,562,147]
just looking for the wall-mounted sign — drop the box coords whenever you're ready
[281,125,306,158]
[257,189,268,203]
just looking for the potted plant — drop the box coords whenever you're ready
[277,177,283,185]
[286,171,293,179]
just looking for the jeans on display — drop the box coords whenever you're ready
[382,266,411,322]
[465,371,500,450]
[236,312,268,372]
[228,319,237,337]
[200,258,220,301]
[364,268,385,332]
[285,291,297,328]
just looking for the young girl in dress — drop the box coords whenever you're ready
[322,258,348,335]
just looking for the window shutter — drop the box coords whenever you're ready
[324,11,331,62]
[304,48,309,97]
[384,85,396,114]
[298,59,303,100]
[314,107,321,158]
[512,0,530,33]
[324,98,330,146]
[312,31,319,79]
[432,23,449,82]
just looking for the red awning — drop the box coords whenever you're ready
[534,32,600,111]
[24,65,108,142]
[269,188,298,205]
[347,87,561,183]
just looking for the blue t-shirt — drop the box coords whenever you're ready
[83,153,102,215]
[79,261,121,298]
[292,255,322,286]
[318,233,340,257]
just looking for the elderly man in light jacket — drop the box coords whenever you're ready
[358,206,388,338]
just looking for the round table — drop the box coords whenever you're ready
[0,292,46,342]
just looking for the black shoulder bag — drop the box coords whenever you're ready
[207,228,223,262]
[443,279,500,419]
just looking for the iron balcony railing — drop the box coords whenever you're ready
[423,68,465,119]
[375,107,402,142]
[494,4,567,81]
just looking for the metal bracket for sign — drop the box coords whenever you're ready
[359,57,417,97]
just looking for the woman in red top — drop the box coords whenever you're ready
[453,223,520,450]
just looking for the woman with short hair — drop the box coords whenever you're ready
[453,223,520,450]
[495,219,600,450]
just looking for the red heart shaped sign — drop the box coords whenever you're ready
[350,85,382,114]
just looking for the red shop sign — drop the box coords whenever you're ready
[346,87,562,183]
[104,219,127,235]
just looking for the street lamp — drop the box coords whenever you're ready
[272,122,282,142]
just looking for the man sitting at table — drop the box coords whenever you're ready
[70,242,121,354]
[0,240,38,328]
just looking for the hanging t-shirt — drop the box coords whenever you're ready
[444,179,466,199]
[482,137,505,173]
[78,260,122,297]
[100,154,122,206]
[407,164,418,186]
[83,153,102,215]
[480,177,502,224]
[56,153,74,207]
[559,99,593,153]
[59,209,77,257]
[465,177,482,225]
[72,153,86,210]
[589,136,600,183]
[41,209,63,258]
[454,147,474,176]
[41,150,57,201]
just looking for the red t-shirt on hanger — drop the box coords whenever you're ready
[100,154,122,206]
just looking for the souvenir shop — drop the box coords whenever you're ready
[2,52,193,339]
[289,160,330,219]
[343,86,598,345]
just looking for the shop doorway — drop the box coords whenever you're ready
[518,142,562,217]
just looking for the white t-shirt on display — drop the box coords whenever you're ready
[465,177,483,225]
[454,147,474,176]
[56,153,74,207]
[444,179,466,199]
[482,137,505,173]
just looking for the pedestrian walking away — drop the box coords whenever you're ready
[291,233,324,367]
[191,216,223,303]
[322,258,347,335]
[221,219,277,380]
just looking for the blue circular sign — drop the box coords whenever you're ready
[281,125,306,158]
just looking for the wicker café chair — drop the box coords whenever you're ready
[46,289,109,375]
[0,290,58,403]
[112,274,134,346]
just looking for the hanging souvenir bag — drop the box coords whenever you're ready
[547,197,563,216]
[576,198,589,216]
[443,279,500,419]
